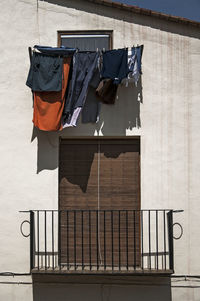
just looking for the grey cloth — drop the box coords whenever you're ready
[81,88,101,123]
[63,51,100,126]
[26,52,63,92]
[81,68,101,123]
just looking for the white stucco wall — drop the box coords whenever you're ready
[0,0,200,300]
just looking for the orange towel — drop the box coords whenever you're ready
[33,57,71,131]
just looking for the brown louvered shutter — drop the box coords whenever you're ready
[59,139,140,268]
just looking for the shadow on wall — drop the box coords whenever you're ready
[97,80,142,136]
[31,79,142,174]
[33,278,172,301]
[31,127,59,174]
[43,0,200,39]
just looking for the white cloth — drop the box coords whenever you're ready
[62,107,82,128]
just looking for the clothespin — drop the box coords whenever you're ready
[102,48,105,52]
[28,47,32,63]
[96,47,98,52]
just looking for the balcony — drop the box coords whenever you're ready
[25,209,175,276]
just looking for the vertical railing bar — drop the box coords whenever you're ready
[164,210,166,270]
[28,209,174,273]
[89,211,91,270]
[126,211,128,270]
[96,210,99,270]
[37,211,39,270]
[118,210,121,270]
[111,211,114,271]
[44,211,47,270]
[134,210,136,269]
[156,210,159,270]
[148,210,151,270]
[141,211,143,270]
[167,210,174,271]
[104,210,106,270]
[81,210,84,270]
[67,211,69,270]
[52,211,54,270]
[74,210,76,270]
[30,211,35,271]
[58,211,61,271]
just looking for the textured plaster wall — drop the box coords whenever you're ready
[0,0,200,300]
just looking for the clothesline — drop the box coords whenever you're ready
[26,44,143,132]
[30,44,143,54]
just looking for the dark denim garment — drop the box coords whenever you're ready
[81,68,101,123]
[129,45,143,74]
[63,51,100,125]
[101,48,129,84]
[26,52,63,92]
[34,45,76,56]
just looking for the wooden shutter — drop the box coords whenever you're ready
[59,139,140,268]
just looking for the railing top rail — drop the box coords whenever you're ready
[19,209,182,213]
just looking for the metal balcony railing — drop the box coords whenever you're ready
[27,209,175,274]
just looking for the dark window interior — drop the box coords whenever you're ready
[58,31,112,51]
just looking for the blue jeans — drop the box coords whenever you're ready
[63,51,100,125]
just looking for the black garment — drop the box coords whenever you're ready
[34,45,76,56]
[101,48,129,84]
[96,79,118,104]
[81,68,101,123]
[63,51,100,125]
[26,52,63,92]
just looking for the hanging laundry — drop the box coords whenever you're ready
[62,51,100,128]
[101,48,129,84]
[33,45,76,56]
[33,57,71,131]
[26,52,63,92]
[81,67,101,123]
[124,45,144,86]
[26,44,143,131]
[96,79,118,104]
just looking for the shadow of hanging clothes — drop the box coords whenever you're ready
[31,123,97,175]
[31,127,59,174]
[101,139,140,159]
[96,77,142,136]
[59,140,97,194]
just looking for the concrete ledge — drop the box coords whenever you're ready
[32,270,173,284]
